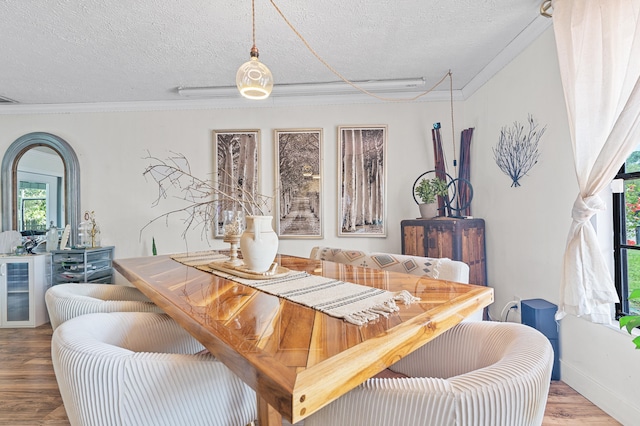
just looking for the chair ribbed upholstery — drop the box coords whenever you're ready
[309,246,482,321]
[45,283,164,330]
[304,321,553,426]
[309,246,470,283]
[51,312,257,426]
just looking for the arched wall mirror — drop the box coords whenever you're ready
[1,132,81,247]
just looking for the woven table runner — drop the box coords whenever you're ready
[171,251,419,326]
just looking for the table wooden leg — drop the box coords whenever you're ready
[257,395,283,426]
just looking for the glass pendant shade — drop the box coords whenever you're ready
[236,48,273,100]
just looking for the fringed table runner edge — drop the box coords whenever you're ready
[170,251,419,326]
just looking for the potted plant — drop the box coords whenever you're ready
[414,177,448,218]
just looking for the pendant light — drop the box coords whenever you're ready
[236,0,273,99]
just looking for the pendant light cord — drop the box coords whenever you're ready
[251,0,256,49]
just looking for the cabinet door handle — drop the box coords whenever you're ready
[0,263,5,276]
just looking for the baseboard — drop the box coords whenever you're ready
[561,360,639,425]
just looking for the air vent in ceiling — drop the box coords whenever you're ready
[0,95,17,104]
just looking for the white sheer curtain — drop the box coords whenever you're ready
[552,0,640,323]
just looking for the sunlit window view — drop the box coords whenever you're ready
[18,182,48,232]
[15,147,65,238]
[615,150,640,316]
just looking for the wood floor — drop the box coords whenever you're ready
[0,323,621,426]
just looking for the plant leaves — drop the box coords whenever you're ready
[619,315,640,334]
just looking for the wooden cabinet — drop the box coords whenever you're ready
[51,246,115,285]
[401,217,487,286]
[0,254,51,328]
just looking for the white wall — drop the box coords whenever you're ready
[0,101,461,261]
[465,28,640,424]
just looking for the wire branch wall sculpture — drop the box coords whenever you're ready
[493,115,545,187]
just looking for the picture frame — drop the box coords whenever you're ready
[212,129,261,238]
[338,125,387,237]
[274,128,323,239]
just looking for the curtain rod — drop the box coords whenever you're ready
[540,0,552,18]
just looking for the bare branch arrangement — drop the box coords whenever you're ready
[493,115,545,187]
[141,151,271,239]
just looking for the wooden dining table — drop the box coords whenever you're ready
[114,252,493,426]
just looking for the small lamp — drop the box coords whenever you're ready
[236,0,273,99]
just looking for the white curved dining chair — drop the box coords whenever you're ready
[51,311,257,426]
[309,246,470,283]
[309,246,482,321]
[304,321,553,426]
[45,283,163,330]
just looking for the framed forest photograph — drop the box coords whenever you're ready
[338,125,387,237]
[275,129,323,238]
[212,129,261,238]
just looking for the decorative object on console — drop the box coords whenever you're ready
[493,114,545,187]
[59,224,71,251]
[432,122,450,215]
[78,210,101,248]
[458,127,474,216]
[413,174,448,219]
[421,119,475,218]
[46,221,58,252]
[412,170,473,219]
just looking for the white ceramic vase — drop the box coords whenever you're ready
[240,215,279,272]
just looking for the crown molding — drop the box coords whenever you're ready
[461,15,553,98]
[0,89,464,115]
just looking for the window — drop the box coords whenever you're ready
[613,149,640,317]
[16,173,60,233]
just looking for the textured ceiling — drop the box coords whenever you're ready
[0,0,550,106]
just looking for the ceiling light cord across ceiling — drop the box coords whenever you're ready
[268,0,451,103]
